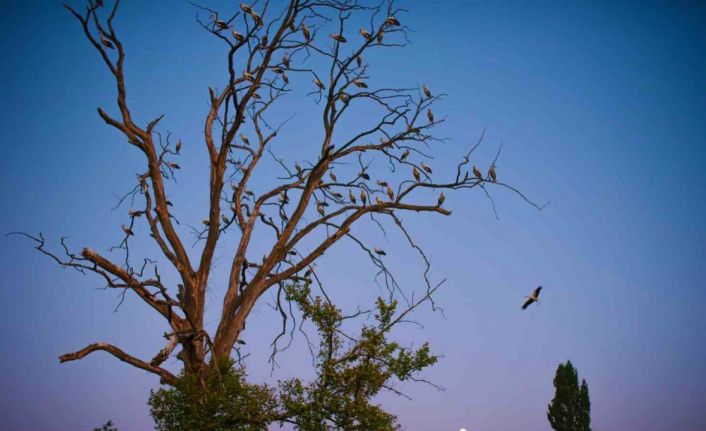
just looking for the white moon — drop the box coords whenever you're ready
[459,428,468,431]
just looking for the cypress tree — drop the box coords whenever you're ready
[547,360,591,431]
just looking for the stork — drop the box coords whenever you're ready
[386,186,394,200]
[521,286,543,310]
[301,23,311,43]
[472,165,483,180]
[437,192,445,206]
[386,16,401,26]
[423,84,432,98]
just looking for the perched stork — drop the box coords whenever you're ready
[374,247,386,256]
[301,23,311,43]
[282,54,290,68]
[386,186,394,200]
[423,84,432,98]
[427,108,434,123]
[313,77,326,90]
[353,79,368,89]
[359,28,373,41]
[521,286,543,310]
[472,165,483,180]
[240,134,250,145]
[437,192,445,206]
[349,189,357,204]
[386,16,401,26]
[330,33,347,43]
[421,162,432,174]
[231,30,246,42]
[413,166,421,182]
[400,149,410,161]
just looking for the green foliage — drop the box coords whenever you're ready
[148,284,438,431]
[280,285,437,430]
[547,360,592,431]
[149,359,278,431]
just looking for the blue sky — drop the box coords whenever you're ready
[1,1,705,430]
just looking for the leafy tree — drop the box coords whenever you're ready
[547,360,591,431]
[149,287,437,430]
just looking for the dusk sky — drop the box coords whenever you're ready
[1,1,705,430]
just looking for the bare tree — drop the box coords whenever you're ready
[19,0,541,391]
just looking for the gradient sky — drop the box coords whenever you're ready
[2,1,706,430]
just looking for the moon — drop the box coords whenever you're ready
[459,428,468,431]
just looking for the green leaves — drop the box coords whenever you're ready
[547,361,592,431]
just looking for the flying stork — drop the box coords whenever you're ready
[521,286,543,310]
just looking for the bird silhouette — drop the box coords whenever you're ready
[472,165,483,180]
[521,286,543,310]
[386,186,394,200]
[423,84,432,98]
[489,165,497,182]
[301,23,311,43]
[386,16,401,26]
[359,28,372,40]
